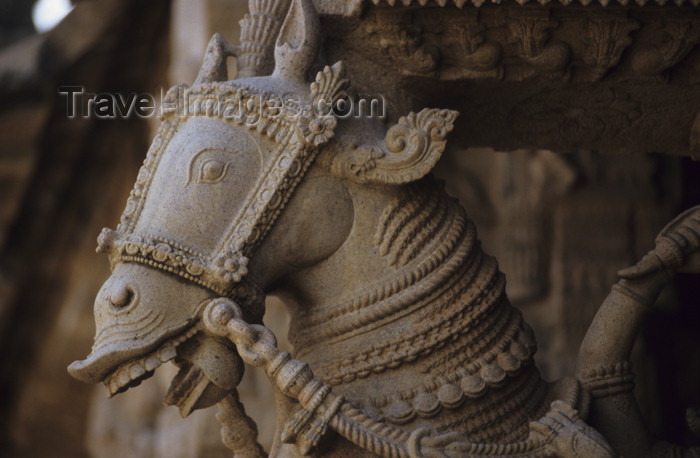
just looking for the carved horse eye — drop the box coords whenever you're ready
[197,159,230,184]
[186,148,235,186]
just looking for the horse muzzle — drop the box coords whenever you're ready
[68,263,213,392]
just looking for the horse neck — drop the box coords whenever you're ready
[288,177,479,355]
[278,178,552,441]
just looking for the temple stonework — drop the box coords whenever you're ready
[1,0,699,456]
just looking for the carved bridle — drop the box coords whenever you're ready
[89,57,498,457]
[84,11,615,457]
[95,68,348,311]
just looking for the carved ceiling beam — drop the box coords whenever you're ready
[313,0,700,16]
[318,3,700,155]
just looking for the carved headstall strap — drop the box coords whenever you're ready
[95,63,349,310]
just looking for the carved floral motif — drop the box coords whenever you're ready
[362,21,439,76]
[445,13,502,79]
[629,18,700,79]
[507,12,571,77]
[583,15,639,81]
[297,112,337,146]
[310,61,350,111]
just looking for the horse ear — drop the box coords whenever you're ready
[194,33,239,85]
[333,108,459,184]
[272,0,320,83]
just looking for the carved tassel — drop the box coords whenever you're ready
[236,0,291,78]
[281,407,313,443]
[298,417,329,455]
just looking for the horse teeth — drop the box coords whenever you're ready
[129,363,146,379]
[174,327,197,346]
[159,343,177,362]
[117,369,131,387]
[108,377,119,397]
[145,355,162,371]
[101,327,197,397]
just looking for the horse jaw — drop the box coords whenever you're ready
[68,263,242,416]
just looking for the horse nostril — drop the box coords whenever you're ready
[109,287,134,309]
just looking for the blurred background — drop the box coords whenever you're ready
[1,0,699,456]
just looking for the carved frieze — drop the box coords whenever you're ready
[326,5,700,84]
[319,4,700,154]
[353,0,700,7]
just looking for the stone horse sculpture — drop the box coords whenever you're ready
[69,0,700,456]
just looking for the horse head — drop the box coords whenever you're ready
[68,0,458,421]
